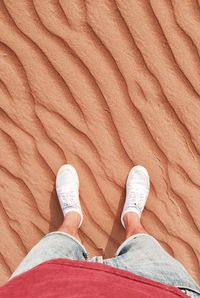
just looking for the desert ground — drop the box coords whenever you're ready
[0,0,200,286]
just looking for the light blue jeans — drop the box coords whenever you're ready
[10,232,200,297]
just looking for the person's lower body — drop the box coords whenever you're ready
[9,164,200,298]
[10,231,200,297]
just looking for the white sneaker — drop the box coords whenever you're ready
[121,165,150,229]
[56,164,83,228]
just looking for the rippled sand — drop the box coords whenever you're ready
[0,0,200,285]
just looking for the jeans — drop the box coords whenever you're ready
[10,232,200,297]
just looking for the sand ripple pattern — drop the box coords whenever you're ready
[0,0,200,285]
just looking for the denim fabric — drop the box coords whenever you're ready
[10,232,200,297]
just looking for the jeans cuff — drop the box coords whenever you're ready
[114,233,153,257]
[44,231,89,258]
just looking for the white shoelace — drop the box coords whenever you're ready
[126,188,146,212]
[59,190,79,208]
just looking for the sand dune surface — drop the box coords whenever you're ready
[0,0,200,286]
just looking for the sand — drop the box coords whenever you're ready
[0,0,200,286]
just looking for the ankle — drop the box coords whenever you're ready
[58,226,82,242]
[58,223,79,235]
[125,225,147,239]
[123,212,148,239]
[57,212,81,235]
[58,218,82,243]
[123,212,141,228]
[64,211,81,229]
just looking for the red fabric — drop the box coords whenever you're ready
[0,258,187,298]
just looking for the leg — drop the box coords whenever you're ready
[10,164,88,280]
[58,211,82,243]
[10,211,88,279]
[123,212,148,239]
[10,230,88,280]
[104,165,200,297]
[56,164,84,243]
[105,232,200,297]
